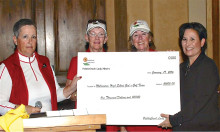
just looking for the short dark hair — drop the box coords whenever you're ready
[179,22,207,53]
[87,19,106,25]
[13,19,36,38]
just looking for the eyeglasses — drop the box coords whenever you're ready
[88,32,106,38]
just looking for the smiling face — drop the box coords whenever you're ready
[13,25,37,57]
[131,30,150,52]
[181,29,205,64]
[85,27,108,52]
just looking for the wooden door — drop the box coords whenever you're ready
[0,0,105,84]
[54,0,105,72]
[0,0,33,61]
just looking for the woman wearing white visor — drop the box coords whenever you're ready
[66,19,108,107]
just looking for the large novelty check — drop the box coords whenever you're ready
[77,52,180,125]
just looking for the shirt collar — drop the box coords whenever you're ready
[185,52,205,69]
[18,52,36,63]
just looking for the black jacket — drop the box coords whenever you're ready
[170,52,220,131]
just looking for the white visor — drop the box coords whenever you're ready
[86,21,107,35]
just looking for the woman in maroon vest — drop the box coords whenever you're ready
[0,19,81,115]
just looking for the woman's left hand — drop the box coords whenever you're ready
[69,75,82,92]
[63,75,82,98]
[158,113,172,129]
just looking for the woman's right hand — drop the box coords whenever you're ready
[15,104,41,115]
[25,105,41,115]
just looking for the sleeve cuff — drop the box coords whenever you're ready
[57,88,68,102]
[169,113,183,127]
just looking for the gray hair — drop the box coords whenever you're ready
[13,19,36,38]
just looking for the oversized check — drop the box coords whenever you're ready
[77,52,180,125]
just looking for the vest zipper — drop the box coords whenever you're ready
[29,58,38,81]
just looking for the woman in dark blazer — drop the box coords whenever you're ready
[159,22,220,131]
